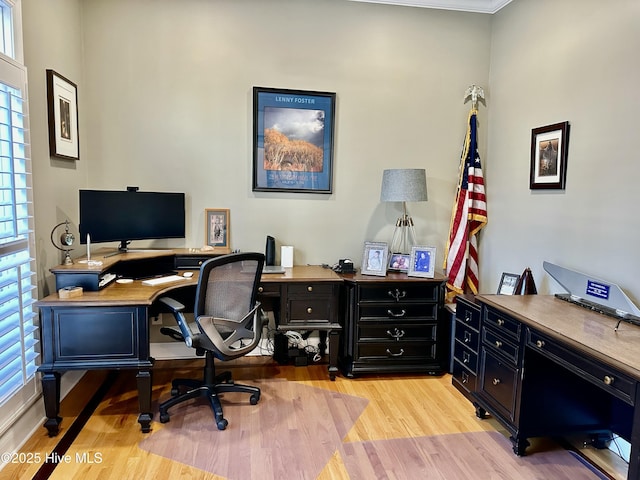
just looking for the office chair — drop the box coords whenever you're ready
[157,252,265,430]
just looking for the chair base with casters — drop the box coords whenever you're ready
[157,346,260,430]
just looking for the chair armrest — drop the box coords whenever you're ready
[158,296,193,347]
[158,296,186,313]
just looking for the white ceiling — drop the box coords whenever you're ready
[348,0,513,14]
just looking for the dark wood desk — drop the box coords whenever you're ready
[471,295,640,480]
[37,251,342,436]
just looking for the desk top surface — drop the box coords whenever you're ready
[477,294,640,380]
[37,265,341,307]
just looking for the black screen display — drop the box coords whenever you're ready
[79,190,185,247]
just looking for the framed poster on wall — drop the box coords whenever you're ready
[252,86,336,193]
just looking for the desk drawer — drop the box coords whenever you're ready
[485,307,521,340]
[257,283,281,296]
[528,330,635,404]
[456,299,480,331]
[453,359,477,393]
[288,283,335,296]
[479,347,519,421]
[288,299,332,323]
[359,284,439,303]
[360,304,437,320]
[357,341,436,361]
[482,326,519,364]
[454,340,478,372]
[455,321,480,351]
[358,322,436,342]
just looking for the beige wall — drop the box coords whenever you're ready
[23,0,640,305]
[486,0,640,301]
[23,0,86,296]
[26,0,491,296]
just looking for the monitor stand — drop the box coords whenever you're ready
[104,240,132,258]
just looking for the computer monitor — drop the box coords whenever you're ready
[79,189,186,252]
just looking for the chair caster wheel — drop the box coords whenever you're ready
[250,394,260,405]
[159,412,170,423]
[170,387,179,397]
[216,418,228,430]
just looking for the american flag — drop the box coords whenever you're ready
[443,108,487,302]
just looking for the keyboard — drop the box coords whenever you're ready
[141,275,186,286]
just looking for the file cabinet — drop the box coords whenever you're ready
[340,272,447,377]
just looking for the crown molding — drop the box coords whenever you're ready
[347,0,513,14]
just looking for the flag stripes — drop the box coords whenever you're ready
[444,108,487,302]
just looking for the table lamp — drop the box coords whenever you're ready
[380,168,428,254]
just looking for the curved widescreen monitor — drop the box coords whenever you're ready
[79,189,185,251]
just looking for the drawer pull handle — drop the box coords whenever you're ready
[387,289,407,301]
[307,307,313,314]
[464,332,472,343]
[462,352,470,364]
[386,328,405,340]
[461,372,469,384]
[387,309,406,318]
[603,375,615,385]
[258,286,264,293]
[492,378,501,386]
[497,319,505,326]
[307,286,313,292]
[464,312,472,322]
[386,348,405,357]
[198,260,203,265]
[495,340,503,348]
[535,340,545,348]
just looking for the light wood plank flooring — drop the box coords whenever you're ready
[0,357,628,479]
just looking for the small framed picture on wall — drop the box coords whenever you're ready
[205,208,231,253]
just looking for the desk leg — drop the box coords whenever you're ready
[136,369,153,433]
[318,330,327,356]
[41,371,62,437]
[328,330,339,381]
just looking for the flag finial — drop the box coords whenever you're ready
[464,85,485,109]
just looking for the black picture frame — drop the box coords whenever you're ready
[46,69,79,160]
[530,121,570,190]
[252,86,336,193]
[497,272,520,295]
[388,253,410,273]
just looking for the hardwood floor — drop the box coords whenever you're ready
[0,357,628,479]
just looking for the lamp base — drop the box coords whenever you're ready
[389,214,418,254]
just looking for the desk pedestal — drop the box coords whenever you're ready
[37,305,154,436]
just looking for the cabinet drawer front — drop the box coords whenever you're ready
[453,359,477,392]
[482,327,519,364]
[359,323,436,342]
[257,283,281,296]
[528,330,635,403]
[288,283,335,296]
[289,299,331,322]
[454,341,478,372]
[359,284,439,303]
[480,348,518,420]
[455,322,479,351]
[485,308,521,340]
[357,342,436,360]
[360,304,437,320]
[456,299,480,331]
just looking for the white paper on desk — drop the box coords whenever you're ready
[281,246,293,268]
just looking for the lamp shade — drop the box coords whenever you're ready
[380,169,428,202]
